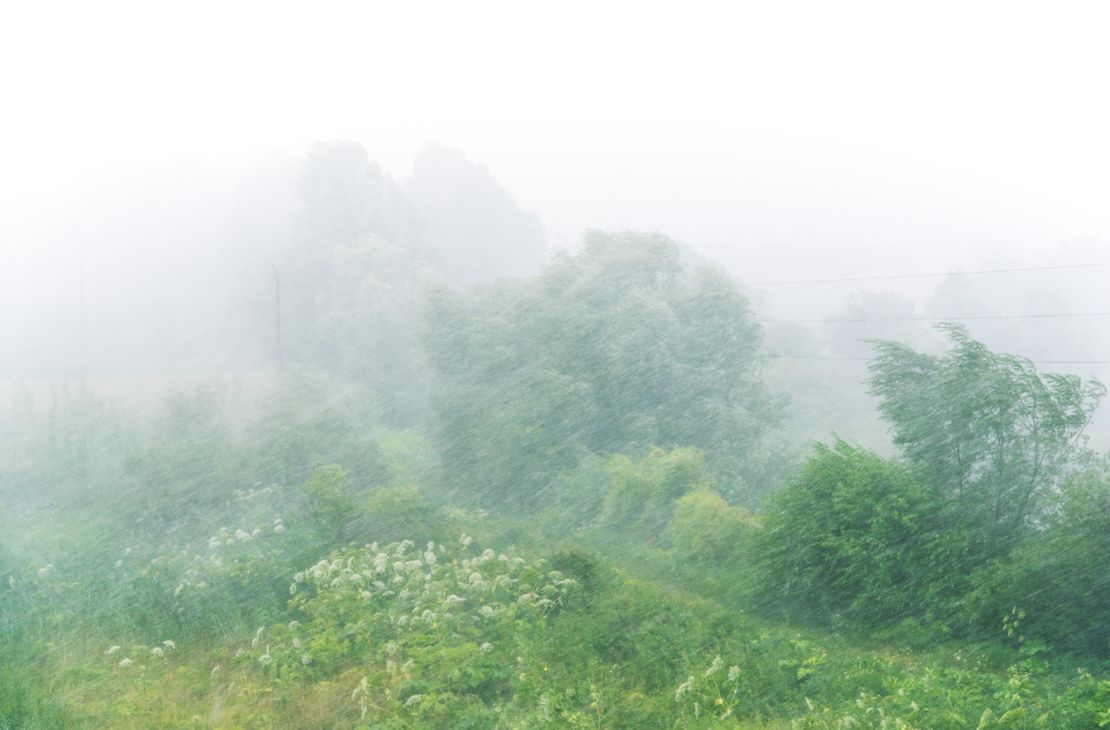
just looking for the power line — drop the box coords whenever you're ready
[769,354,1110,365]
[747,262,1110,286]
[760,311,1110,324]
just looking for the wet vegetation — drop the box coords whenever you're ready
[2,143,1109,728]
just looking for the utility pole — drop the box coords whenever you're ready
[272,263,283,366]
[77,230,85,377]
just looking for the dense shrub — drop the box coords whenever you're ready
[667,489,757,562]
[965,456,1110,658]
[757,441,946,625]
[597,447,711,542]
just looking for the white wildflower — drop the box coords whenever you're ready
[404,694,423,707]
[211,664,221,677]
[423,550,436,566]
[273,524,286,534]
[118,657,133,668]
[258,647,272,666]
[292,638,302,649]
[115,559,124,568]
[479,605,496,619]
[728,665,740,682]
[705,656,723,678]
[480,642,493,653]
[301,654,312,665]
[150,646,164,658]
[36,564,53,578]
[288,620,300,630]
[163,640,176,650]
[460,534,474,547]
[675,675,694,702]
[235,529,251,542]
[106,645,121,656]
[251,527,262,538]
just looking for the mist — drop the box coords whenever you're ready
[3,3,1110,727]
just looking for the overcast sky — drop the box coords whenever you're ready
[3,0,1110,370]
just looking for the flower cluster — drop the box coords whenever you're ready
[248,537,579,719]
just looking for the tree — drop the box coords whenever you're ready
[424,230,782,508]
[407,146,546,286]
[282,142,439,425]
[867,323,1104,553]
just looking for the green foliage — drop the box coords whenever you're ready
[869,323,1104,554]
[966,455,1110,657]
[668,489,757,563]
[547,546,608,595]
[246,370,390,488]
[301,465,356,539]
[758,441,946,624]
[124,383,238,529]
[360,485,449,546]
[426,230,781,508]
[597,447,712,541]
[270,538,580,723]
[284,142,437,425]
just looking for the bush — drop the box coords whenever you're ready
[597,447,711,542]
[757,441,947,625]
[966,456,1110,657]
[667,489,757,563]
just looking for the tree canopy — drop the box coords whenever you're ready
[425,230,781,508]
[867,323,1104,550]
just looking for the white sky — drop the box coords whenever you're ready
[3,1,1110,338]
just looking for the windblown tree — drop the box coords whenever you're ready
[867,323,1105,553]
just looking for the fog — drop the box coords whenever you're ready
[3,3,1110,727]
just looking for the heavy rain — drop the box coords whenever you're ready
[2,3,1109,727]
